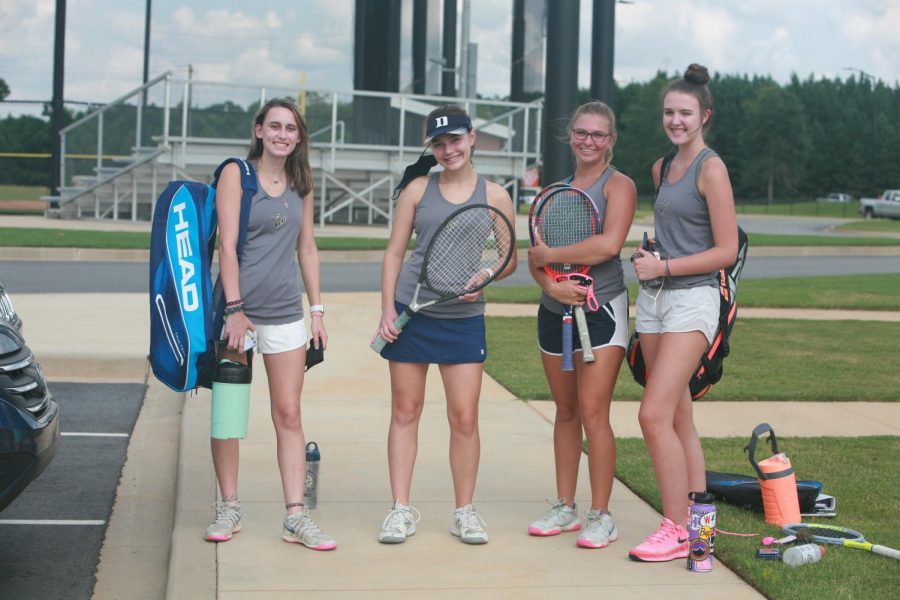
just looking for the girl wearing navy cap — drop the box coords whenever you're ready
[372,104,517,545]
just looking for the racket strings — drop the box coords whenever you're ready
[535,192,599,275]
[425,207,513,296]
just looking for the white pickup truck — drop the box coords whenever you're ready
[859,190,900,219]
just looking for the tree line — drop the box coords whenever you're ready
[1,72,898,200]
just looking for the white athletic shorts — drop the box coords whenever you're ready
[635,285,719,345]
[254,319,308,354]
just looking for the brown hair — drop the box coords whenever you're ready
[567,100,617,163]
[664,63,714,131]
[247,99,313,196]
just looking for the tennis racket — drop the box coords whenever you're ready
[782,524,900,561]
[529,184,601,371]
[370,203,515,353]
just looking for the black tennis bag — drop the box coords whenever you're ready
[627,226,748,400]
[705,470,821,514]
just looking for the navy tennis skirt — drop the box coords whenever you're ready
[379,302,487,364]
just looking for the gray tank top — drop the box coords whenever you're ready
[654,148,717,289]
[395,174,488,318]
[231,171,305,325]
[540,167,627,314]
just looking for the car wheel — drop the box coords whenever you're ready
[864,207,874,220]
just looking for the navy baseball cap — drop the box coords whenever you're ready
[425,113,472,144]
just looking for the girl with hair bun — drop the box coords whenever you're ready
[628,64,738,563]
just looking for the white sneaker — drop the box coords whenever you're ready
[204,500,243,542]
[378,503,421,544]
[528,499,582,536]
[451,504,488,544]
[576,509,618,549]
[282,506,337,551]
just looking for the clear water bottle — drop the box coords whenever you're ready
[304,441,320,509]
[783,543,826,567]
[687,491,716,572]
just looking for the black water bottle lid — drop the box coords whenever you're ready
[214,359,252,384]
[689,491,715,504]
[306,441,320,461]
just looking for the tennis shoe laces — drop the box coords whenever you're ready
[576,509,618,549]
[451,504,488,544]
[528,498,582,536]
[628,517,689,562]
[282,507,337,551]
[378,503,421,544]
[204,499,243,542]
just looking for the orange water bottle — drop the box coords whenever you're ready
[745,423,801,527]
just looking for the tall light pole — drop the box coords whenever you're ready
[50,0,66,201]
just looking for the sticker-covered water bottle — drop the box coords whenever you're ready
[687,491,716,572]
[304,441,320,509]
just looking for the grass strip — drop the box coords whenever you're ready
[616,436,900,600]
[3,226,900,250]
[487,274,900,311]
[484,317,900,401]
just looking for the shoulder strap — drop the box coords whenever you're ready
[656,149,677,192]
[211,158,257,258]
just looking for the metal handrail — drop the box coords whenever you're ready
[54,75,543,222]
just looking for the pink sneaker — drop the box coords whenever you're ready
[628,518,689,562]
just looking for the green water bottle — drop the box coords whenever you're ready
[210,359,252,439]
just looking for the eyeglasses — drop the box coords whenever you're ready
[571,129,611,142]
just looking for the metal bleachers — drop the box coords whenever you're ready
[46,72,543,226]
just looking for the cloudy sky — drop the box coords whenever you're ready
[1,0,898,116]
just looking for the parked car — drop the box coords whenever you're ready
[0,279,23,332]
[859,190,900,219]
[0,280,60,512]
[816,192,853,203]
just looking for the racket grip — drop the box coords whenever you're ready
[562,313,574,372]
[871,544,900,561]
[574,306,594,363]
[369,311,414,354]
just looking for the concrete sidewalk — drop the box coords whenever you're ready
[16,292,900,599]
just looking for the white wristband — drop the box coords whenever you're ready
[481,268,494,279]
[309,304,324,315]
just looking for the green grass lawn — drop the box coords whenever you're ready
[3,225,900,250]
[735,200,861,219]
[617,436,900,600]
[488,274,900,312]
[0,184,48,201]
[484,316,900,401]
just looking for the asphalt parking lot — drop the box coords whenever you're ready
[0,381,145,600]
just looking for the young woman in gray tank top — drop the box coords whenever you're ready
[526,101,636,549]
[372,105,517,545]
[628,64,739,563]
[208,99,335,550]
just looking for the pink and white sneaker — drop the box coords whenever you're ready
[628,517,689,562]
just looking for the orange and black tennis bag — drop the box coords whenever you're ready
[626,151,749,399]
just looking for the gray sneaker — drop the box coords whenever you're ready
[205,500,243,542]
[576,509,618,549]
[451,504,488,544]
[528,499,582,536]
[378,503,421,544]
[282,507,337,550]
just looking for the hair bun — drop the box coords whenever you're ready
[684,64,710,85]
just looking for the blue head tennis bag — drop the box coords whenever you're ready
[149,158,256,392]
